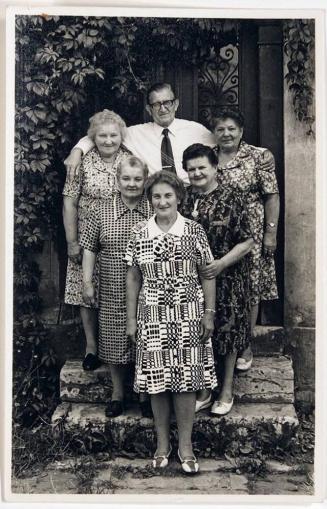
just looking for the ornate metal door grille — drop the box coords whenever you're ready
[198,43,239,129]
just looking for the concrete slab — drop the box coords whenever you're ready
[234,356,294,403]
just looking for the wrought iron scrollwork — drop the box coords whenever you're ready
[198,44,239,128]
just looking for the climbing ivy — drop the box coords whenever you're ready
[14,15,315,426]
[14,15,238,425]
[283,19,315,135]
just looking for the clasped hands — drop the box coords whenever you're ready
[199,259,225,279]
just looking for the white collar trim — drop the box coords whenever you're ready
[153,118,177,138]
[147,212,185,239]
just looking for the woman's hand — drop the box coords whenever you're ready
[199,259,225,279]
[200,312,215,343]
[64,149,82,181]
[67,241,82,264]
[82,282,96,306]
[126,318,137,343]
[263,231,277,257]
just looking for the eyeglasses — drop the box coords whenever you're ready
[149,99,175,110]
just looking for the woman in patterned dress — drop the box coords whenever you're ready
[211,108,280,371]
[181,144,254,416]
[125,171,217,474]
[80,156,152,418]
[62,110,131,371]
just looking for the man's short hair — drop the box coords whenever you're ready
[146,83,176,104]
[182,144,218,170]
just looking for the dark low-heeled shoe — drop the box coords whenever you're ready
[139,400,153,419]
[82,353,101,371]
[105,400,124,418]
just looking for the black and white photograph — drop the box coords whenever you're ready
[3,2,326,503]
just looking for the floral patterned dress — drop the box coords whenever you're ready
[214,141,279,306]
[62,145,131,307]
[181,187,253,355]
[125,213,218,394]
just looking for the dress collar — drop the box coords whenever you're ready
[114,192,150,221]
[216,140,250,169]
[147,211,185,239]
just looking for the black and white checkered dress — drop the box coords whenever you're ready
[125,213,218,394]
[80,193,152,364]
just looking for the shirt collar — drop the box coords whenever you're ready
[114,192,150,221]
[147,211,185,239]
[153,118,178,138]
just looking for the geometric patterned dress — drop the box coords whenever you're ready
[62,145,131,308]
[80,193,152,365]
[214,141,279,306]
[125,213,218,394]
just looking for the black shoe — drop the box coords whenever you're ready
[139,400,153,419]
[82,353,101,371]
[105,400,124,418]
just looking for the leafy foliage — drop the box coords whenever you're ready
[14,15,239,428]
[284,19,315,134]
[13,316,59,427]
[14,15,315,434]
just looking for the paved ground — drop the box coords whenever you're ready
[11,455,314,496]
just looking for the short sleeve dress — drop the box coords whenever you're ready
[125,213,218,394]
[62,145,131,307]
[214,141,279,306]
[181,186,253,356]
[80,193,152,365]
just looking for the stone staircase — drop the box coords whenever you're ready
[52,326,299,458]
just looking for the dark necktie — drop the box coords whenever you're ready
[161,128,176,173]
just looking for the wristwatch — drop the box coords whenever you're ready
[266,222,276,229]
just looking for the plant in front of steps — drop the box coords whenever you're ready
[13,316,60,429]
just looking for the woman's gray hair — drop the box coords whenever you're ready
[87,109,127,141]
[117,155,149,180]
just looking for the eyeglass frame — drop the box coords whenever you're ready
[148,99,176,111]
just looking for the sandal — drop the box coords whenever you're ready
[177,449,199,474]
[152,445,172,469]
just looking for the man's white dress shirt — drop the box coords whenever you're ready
[74,118,215,184]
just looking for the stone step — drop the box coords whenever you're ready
[60,355,294,404]
[251,325,285,356]
[52,400,298,459]
[44,312,285,365]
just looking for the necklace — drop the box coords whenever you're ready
[191,183,218,219]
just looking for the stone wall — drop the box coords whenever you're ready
[283,55,316,409]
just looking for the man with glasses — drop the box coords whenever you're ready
[64,82,215,184]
